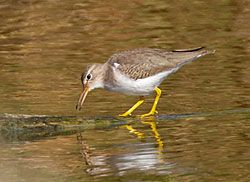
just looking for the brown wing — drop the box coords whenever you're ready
[107,47,215,80]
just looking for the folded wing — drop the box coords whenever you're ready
[107,47,215,80]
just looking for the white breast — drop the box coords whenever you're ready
[106,67,178,96]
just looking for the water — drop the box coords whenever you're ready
[0,0,250,181]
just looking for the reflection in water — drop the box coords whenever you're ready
[77,133,93,166]
[78,117,168,176]
[1,110,250,181]
[141,118,164,154]
[124,124,144,139]
[124,117,164,155]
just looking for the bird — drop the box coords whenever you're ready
[76,46,215,117]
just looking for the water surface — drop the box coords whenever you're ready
[0,0,250,181]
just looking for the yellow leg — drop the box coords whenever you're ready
[141,87,161,118]
[119,96,144,117]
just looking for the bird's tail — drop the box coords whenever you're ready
[172,46,215,55]
[172,46,216,68]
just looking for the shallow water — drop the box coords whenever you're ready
[0,0,250,181]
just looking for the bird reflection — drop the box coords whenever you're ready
[122,117,164,157]
[77,117,166,176]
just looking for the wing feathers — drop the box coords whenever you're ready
[108,47,215,80]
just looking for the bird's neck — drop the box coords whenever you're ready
[89,63,107,90]
[102,63,117,89]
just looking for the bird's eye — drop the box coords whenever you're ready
[86,74,92,80]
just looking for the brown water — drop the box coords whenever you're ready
[0,0,250,181]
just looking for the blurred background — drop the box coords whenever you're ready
[0,0,249,117]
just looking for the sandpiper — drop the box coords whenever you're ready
[76,47,215,117]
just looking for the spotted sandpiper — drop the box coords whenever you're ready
[76,47,215,117]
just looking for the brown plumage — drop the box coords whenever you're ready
[107,47,215,80]
[76,46,215,116]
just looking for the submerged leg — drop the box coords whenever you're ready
[141,87,161,118]
[119,96,145,117]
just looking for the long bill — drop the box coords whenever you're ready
[76,84,89,110]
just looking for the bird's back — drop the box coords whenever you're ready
[107,47,215,80]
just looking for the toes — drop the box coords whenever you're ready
[119,113,132,117]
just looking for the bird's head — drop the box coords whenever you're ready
[76,63,105,110]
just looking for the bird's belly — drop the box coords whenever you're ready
[107,80,155,96]
[105,69,175,96]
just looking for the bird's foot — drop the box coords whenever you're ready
[119,112,132,117]
[140,110,158,118]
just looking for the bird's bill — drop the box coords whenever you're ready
[76,84,89,110]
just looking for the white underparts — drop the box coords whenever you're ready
[107,66,178,95]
